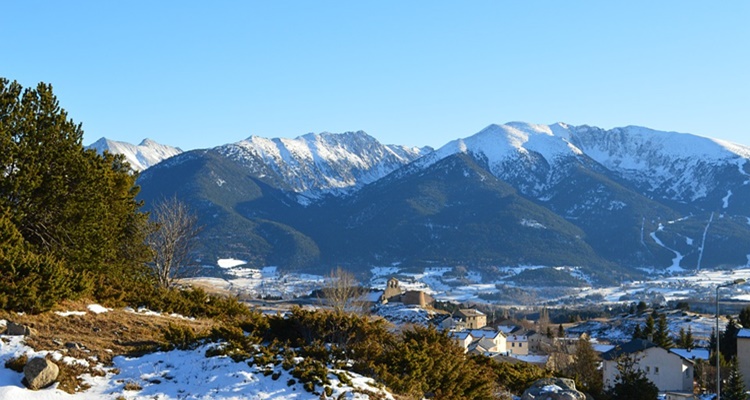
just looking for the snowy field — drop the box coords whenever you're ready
[0,307,393,400]
[194,259,750,310]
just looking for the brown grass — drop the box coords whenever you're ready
[0,299,214,393]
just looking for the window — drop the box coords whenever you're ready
[519,343,523,347]
[655,367,659,375]
[645,366,650,373]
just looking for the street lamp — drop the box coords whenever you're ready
[716,278,745,400]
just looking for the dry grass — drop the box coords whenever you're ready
[0,299,214,393]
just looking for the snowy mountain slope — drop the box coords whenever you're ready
[215,131,430,202]
[565,124,750,206]
[134,122,750,275]
[87,137,182,171]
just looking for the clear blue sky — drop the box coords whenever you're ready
[3,1,749,150]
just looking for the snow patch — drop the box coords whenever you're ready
[217,258,247,268]
[87,304,110,314]
[723,190,733,209]
[55,311,87,317]
[520,218,546,229]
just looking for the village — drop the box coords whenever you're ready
[369,277,750,400]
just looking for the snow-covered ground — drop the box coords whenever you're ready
[0,313,393,400]
[196,259,750,310]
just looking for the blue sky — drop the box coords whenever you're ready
[2,1,749,150]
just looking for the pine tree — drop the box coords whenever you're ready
[643,314,655,339]
[607,355,659,400]
[684,326,694,350]
[722,318,741,360]
[740,306,750,328]
[723,358,749,400]
[569,333,603,398]
[653,313,673,349]
[633,324,644,340]
[0,78,151,310]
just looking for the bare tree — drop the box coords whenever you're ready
[146,196,201,288]
[320,267,366,313]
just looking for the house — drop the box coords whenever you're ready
[601,339,695,393]
[469,329,507,353]
[456,309,487,329]
[449,331,474,352]
[526,330,546,353]
[507,332,530,355]
[737,328,750,390]
[438,316,465,331]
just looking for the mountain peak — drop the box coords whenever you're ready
[86,137,182,171]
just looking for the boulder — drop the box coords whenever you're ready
[521,378,586,400]
[23,357,59,390]
[5,322,31,336]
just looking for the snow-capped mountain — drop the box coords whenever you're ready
[87,137,183,171]
[422,122,750,210]
[135,122,750,279]
[215,131,431,202]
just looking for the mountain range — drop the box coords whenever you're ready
[93,123,750,285]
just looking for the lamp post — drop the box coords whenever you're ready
[716,278,745,400]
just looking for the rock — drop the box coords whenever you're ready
[5,322,31,336]
[65,342,83,350]
[23,357,59,390]
[521,378,586,400]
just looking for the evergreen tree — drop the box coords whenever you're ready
[0,209,74,312]
[724,358,749,400]
[677,326,695,350]
[740,306,750,328]
[643,314,655,340]
[375,326,496,400]
[557,323,565,338]
[633,324,644,340]
[721,318,741,360]
[569,333,603,398]
[607,355,659,400]
[653,313,673,349]
[0,78,151,310]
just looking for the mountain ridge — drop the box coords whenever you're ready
[118,123,750,281]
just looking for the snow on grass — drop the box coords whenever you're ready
[1,333,393,400]
[55,311,87,317]
[86,304,110,314]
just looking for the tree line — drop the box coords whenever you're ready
[0,78,198,313]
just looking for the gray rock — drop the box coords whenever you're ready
[521,378,586,400]
[23,357,59,390]
[5,322,31,336]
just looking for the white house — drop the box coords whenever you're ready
[469,329,507,353]
[737,328,750,390]
[449,331,473,352]
[601,339,695,393]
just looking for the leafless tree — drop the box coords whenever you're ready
[146,196,201,288]
[320,267,366,314]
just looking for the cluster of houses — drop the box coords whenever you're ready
[377,278,750,398]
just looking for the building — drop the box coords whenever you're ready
[601,339,696,393]
[737,328,750,390]
[449,331,474,352]
[469,329,507,353]
[380,277,435,307]
[507,332,530,355]
[457,309,487,329]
